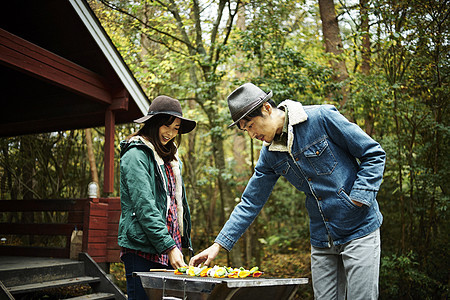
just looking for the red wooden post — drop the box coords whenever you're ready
[104,109,115,194]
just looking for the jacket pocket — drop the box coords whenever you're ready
[338,188,360,209]
[334,188,368,234]
[303,138,337,175]
[125,214,150,246]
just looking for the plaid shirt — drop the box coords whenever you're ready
[121,162,182,266]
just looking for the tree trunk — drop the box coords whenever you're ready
[211,130,243,267]
[359,0,375,135]
[232,134,251,263]
[85,128,99,196]
[393,91,405,253]
[234,0,252,266]
[318,0,350,106]
[20,136,35,245]
[360,0,371,75]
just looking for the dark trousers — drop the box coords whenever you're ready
[121,252,171,300]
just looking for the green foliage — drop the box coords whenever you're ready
[1,1,448,298]
[232,10,335,105]
[0,130,104,200]
[380,251,446,299]
[110,262,127,293]
[260,177,309,252]
[261,252,313,299]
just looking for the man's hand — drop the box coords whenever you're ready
[168,247,186,269]
[189,243,221,267]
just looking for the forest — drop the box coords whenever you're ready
[0,0,448,299]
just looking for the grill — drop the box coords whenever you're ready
[134,271,308,300]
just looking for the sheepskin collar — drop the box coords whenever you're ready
[263,100,308,152]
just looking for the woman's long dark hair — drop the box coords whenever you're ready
[128,114,181,163]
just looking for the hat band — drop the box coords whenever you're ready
[148,110,182,117]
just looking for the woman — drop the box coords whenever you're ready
[118,95,196,299]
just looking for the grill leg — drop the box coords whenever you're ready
[161,278,185,300]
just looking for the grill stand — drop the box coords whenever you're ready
[134,272,308,300]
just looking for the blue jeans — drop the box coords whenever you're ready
[121,252,171,300]
[311,228,380,300]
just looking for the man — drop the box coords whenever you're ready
[190,83,386,299]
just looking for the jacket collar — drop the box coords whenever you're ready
[264,100,308,152]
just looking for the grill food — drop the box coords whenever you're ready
[174,265,263,278]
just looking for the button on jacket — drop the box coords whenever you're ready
[118,137,193,254]
[216,100,386,249]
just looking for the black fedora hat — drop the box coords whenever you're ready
[134,95,196,134]
[227,83,273,127]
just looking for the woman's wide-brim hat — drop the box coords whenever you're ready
[227,83,273,127]
[134,95,196,134]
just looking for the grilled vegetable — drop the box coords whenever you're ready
[252,271,263,277]
[227,270,239,278]
[238,270,251,278]
[173,265,263,278]
[213,267,227,278]
[200,267,211,277]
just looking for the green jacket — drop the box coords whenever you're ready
[118,137,193,255]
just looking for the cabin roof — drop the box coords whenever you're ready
[0,0,150,137]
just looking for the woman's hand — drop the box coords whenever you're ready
[168,247,186,270]
[189,243,221,267]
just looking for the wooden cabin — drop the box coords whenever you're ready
[0,0,149,272]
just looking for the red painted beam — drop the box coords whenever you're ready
[0,28,112,105]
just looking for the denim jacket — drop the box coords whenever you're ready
[216,100,386,249]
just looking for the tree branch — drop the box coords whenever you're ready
[209,0,227,62]
[192,0,206,56]
[97,0,197,52]
[216,0,240,63]
[162,0,198,55]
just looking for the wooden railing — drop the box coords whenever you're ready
[0,198,121,263]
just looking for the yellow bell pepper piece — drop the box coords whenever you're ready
[238,270,251,278]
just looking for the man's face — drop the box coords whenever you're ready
[238,104,279,143]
